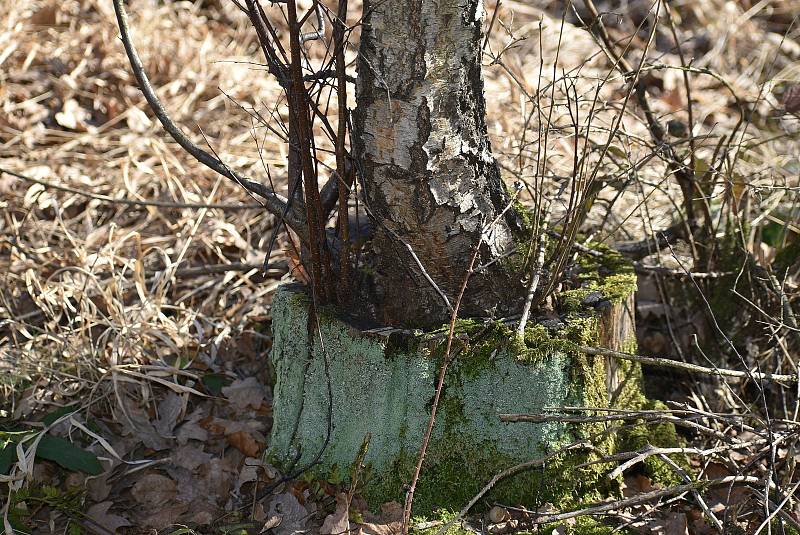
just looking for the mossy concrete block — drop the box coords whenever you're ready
[269,251,640,512]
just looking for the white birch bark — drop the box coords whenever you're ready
[354,0,526,326]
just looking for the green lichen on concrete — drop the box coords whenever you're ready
[363,338,581,513]
[268,245,679,518]
[269,285,584,514]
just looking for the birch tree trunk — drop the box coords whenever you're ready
[354,0,527,328]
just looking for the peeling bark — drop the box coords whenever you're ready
[354,0,526,327]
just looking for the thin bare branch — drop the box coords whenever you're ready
[0,167,263,210]
[112,0,307,240]
[578,345,798,384]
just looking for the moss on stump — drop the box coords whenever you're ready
[268,248,666,514]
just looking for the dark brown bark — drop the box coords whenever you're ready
[354,0,527,328]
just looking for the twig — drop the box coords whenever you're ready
[433,441,596,535]
[333,0,352,302]
[516,202,553,337]
[385,226,454,314]
[750,484,800,535]
[112,0,308,239]
[658,453,724,532]
[503,476,767,526]
[169,261,286,279]
[0,167,263,210]
[633,263,733,279]
[402,235,484,533]
[285,0,332,303]
[577,345,798,384]
[613,223,685,260]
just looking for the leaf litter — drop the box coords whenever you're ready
[1,0,798,533]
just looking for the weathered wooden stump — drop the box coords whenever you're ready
[268,248,645,513]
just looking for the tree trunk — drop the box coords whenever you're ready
[354,0,527,328]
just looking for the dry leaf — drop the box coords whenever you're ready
[222,377,266,411]
[86,502,132,533]
[174,443,212,472]
[227,429,262,457]
[357,521,402,535]
[87,471,113,502]
[622,473,654,497]
[321,492,350,535]
[656,512,689,535]
[140,503,190,529]
[784,84,800,113]
[261,515,283,532]
[155,392,184,437]
[200,416,266,439]
[195,458,237,504]
[119,397,170,451]
[176,410,210,445]
[30,2,58,26]
[267,492,310,535]
[237,462,260,489]
[488,506,510,523]
[253,503,269,522]
[244,457,278,480]
[131,473,177,508]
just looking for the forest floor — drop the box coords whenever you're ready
[1,0,799,533]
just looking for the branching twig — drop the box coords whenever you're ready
[433,441,596,535]
[504,476,767,526]
[658,453,724,532]
[112,0,308,239]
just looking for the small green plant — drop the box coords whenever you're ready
[6,485,86,534]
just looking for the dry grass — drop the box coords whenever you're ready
[1,0,799,532]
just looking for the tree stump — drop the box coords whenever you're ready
[268,247,644,513]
